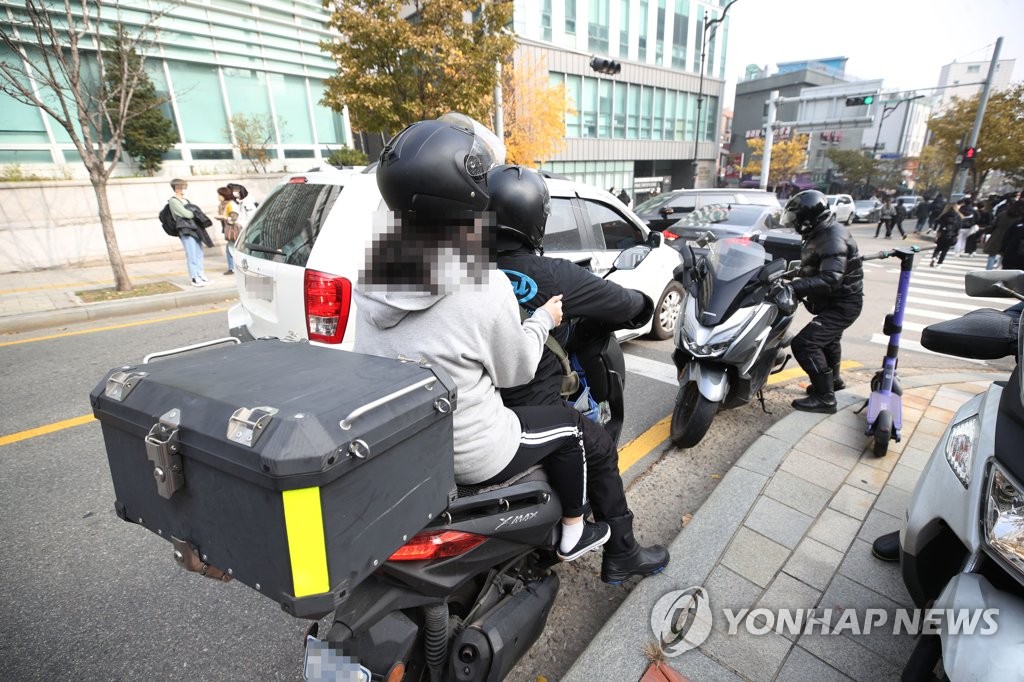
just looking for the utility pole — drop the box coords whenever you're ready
[692,0,739,187]
[759,91,777,191]
[952,36,1002,196]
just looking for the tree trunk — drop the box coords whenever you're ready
[89,174,133,292]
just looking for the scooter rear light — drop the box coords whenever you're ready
[304,269,351,344]
[388,530,488,561]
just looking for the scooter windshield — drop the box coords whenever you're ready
[696,237,769,322]
[707,237,768,282]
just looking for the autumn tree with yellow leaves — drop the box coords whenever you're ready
[321,0,514,136]
[742,134,810,190]
[502,54,572,167]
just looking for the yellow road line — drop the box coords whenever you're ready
[766,359,862,386]
[618,415,671,473]
[0,306,227,347]
[0,414,95,447]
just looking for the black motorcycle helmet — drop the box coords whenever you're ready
[376,112,505,215]
[781,190,833,237]
[486,165,551,251]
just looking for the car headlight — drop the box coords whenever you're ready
[945,416,978,487]
[984,462,1024,577]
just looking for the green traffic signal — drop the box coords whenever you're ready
[863,95,874,105]
[844,95,875,106]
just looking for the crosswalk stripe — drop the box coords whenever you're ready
[869,334,986,364]
[623,353,678,386]
[906,295,984,312]
[901,308,960,322]
[908,284,1009,305]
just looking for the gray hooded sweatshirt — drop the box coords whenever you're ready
[353,269,555,484]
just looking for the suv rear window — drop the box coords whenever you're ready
[238,182,343,266]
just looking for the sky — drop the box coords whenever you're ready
[721,0,1024,109]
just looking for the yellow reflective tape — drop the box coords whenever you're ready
[281,487,330,597]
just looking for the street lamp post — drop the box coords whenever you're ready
[865,94,923,191]
[692,0,739,187]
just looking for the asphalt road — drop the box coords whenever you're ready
[0,236,1012,681]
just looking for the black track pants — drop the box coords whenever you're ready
[791,296,864,376]
[476,405,629,519]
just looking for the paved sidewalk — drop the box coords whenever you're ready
[0,250,238,334]
[565,372,1005,682]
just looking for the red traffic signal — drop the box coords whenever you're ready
[964,146,976,159]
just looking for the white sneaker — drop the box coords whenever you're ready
[191,278,208,287]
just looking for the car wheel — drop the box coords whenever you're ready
[650,281,684,340]
[845,211,853,225]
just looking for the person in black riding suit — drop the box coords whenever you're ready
[486,164,669,584]
[489,164,654,407]
[780,190,864,413]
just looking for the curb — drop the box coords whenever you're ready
[563,370,1007,682]
[0,288,238,335]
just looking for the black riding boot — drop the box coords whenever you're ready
[792,370,837,413]
[871,531,900,562]
[600,511,669,584]
[805,364,845,394]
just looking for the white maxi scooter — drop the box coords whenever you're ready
[899,270,1024,680]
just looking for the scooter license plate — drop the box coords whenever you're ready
[303,635,371,682]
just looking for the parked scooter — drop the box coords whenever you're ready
[303,246,651,681]
[898,269,1024,680]
[669,233,796,448]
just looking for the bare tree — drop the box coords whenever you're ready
[0,1,172,291]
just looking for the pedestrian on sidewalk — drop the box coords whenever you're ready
[215,186,239,275]
[930,203,962,267]
[876,197,895,238]
[985,200,1022,269]
[779,190,863,414]
[167,179,211,287]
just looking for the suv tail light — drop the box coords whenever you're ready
[662,229,679,241]
[304,269,351,344]
[388,531,488,561]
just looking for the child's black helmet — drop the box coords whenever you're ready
[486,165,551,251]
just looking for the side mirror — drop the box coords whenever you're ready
[646,231,663,248]
[758,258,785,283]
[965,270,1024,298]
[612,245,652,271]
[659,206,675,217]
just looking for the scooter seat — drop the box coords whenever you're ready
[456,465,549,499]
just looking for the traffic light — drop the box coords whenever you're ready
[964,146,976,160]
[845,95,875,106]
[589,57,621,75]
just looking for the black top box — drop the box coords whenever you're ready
[90,339,457,619]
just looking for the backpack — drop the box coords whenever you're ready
[159,204,179,237]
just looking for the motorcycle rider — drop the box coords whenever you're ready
[355,114,668,580]
[486,163,669,583]
[780,190,864,414]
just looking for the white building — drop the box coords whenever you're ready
[861,93,932,160]
[934,58,1016,111]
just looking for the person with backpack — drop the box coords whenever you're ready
[166,178,212,287]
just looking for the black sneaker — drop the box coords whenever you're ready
[557,521,611,561]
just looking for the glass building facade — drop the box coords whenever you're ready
[514,0,730,195]
[0,0,350,171]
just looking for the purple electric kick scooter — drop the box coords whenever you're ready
[860,245,920,457]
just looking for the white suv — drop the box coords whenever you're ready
[227,168,685,348]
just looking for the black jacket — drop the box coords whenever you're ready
[497,244,652,407]
[791,218,863,314]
